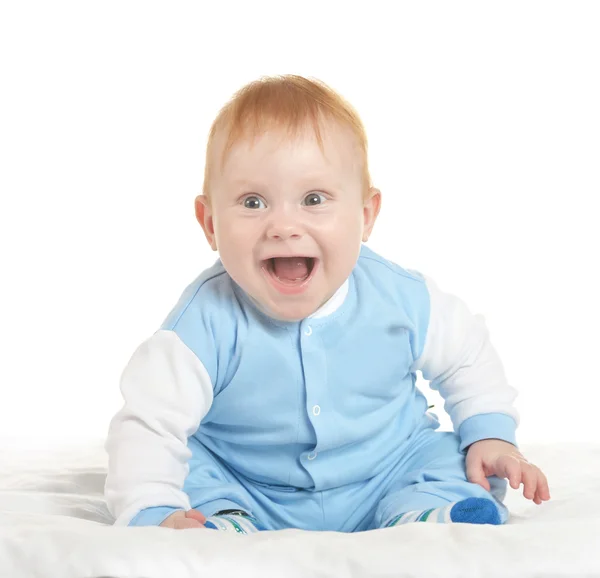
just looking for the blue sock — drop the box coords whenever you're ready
[450,497,501,524]
[387,498,504,526]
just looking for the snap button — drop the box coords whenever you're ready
[307,451,317,460]
[312,405,321,416]
[304,326,312,336]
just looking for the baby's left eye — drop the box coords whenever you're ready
[302,192,326,206]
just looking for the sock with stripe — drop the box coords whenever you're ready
[204,509,265,534]
[386,497,504,526]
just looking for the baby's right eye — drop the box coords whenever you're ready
[243,196,265,209]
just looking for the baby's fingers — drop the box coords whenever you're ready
[533,470,551,504]
[174,517,205,529]
[185,509,207,524]
[521,466,537,500]
[500,457,521,489]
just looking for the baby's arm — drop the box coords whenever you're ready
[411,273,550,502]
[410,273,519,450]
[104,330,213,526]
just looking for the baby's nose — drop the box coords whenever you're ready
[266,219,303,241]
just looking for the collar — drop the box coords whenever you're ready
[246,278,350,322]
[308,279,349,319]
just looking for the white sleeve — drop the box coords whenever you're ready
[104,329,214,526]
[410,274,520,432]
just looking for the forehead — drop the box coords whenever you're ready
[213,120,361,181]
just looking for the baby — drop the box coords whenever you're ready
[104,75,550,533]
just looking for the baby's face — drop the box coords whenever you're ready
[197,121,380,321]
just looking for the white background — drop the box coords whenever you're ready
[0,2,598,447]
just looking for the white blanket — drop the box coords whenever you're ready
[0,441,598,578]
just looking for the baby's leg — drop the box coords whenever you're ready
[372,430,508,528]
[128,435,268,532]
[182,436,269,533]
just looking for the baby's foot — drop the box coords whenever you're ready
[387,497,505,526]
[204,509,265,533]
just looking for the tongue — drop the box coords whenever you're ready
[273,257,309,281]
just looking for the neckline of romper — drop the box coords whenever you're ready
[234,275,354,330]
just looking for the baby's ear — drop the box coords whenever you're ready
[362,187,382,242]
[195,195,218,251]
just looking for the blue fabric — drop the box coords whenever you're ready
[129,506,180,527]
[138,427,509,532]
[131,244,515,530]
[386,497,503,526]
[450,498,501,524]
[160,244,434,492]
[458,413,519,452]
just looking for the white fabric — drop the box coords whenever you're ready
[104,330,214,525]
[0,441,598,578]
[308,277,348,319]
[412,273,520,429]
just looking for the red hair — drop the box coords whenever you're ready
[202,75,371,199]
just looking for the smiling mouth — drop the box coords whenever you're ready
[262,257,317,286]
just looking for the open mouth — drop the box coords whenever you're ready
[261,257,318,293]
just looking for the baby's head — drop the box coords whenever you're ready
[196,75,381,322]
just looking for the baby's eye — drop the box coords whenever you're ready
[302,192,326,206]
[243,196,265,209]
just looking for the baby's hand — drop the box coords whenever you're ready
[465,439,551,505]
[159,509,207,529]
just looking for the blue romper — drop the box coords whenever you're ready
[105,245,518,531]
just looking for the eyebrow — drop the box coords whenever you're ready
[229,179,262,190]
[229,174,339,190]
